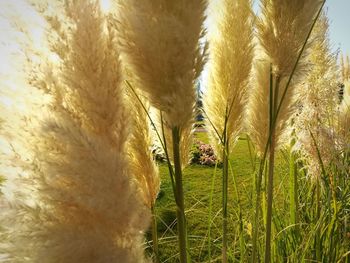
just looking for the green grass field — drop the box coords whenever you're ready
[150,132,291,262]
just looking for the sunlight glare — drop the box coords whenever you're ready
[100,0,111,13]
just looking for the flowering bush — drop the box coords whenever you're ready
[152,144,167,162]
[191,140,218,166]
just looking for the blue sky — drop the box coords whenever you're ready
[326,1,350,55]
[252,0,350,56]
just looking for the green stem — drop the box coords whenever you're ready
[264,129,276,263]
[262,161,268,228]
[172,126,189,263]
[222,135,229,263]
[160,112,177,199]
[252,65,274,263]
[228,156,245,262]
[264,71,279,263]
[208,162,219,263]
[221,103,231,263]
[252,161,264,263]
[315,181,321,262]
[151,204,160,263]
[289,133,298,228]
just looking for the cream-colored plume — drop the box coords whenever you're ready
[293,14,340,179]
[247,0,322,156]
[115,0,207,166]
[257,0,322,78]
[341,54,350,82]
[204,0,254,158]
[0,1,150,262]
[247,57,296,155]
[126,86,160,208]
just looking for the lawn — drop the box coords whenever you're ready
[150,131,291,262]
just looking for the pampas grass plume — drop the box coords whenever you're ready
[248,0,322,155]
[115,0,207,129]
[126,88,160,208]
[204,0,254,157]
[293,14,339,179]
[1,1,150,262]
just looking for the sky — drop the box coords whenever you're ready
[252,0,350,56]
[326,0,350,56]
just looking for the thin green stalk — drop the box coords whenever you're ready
[208,162,219,263]
[239,215,245,263]
[264,72,279,263]
[315,180,321,262]
[222,112,229,263]
[222,138,229,263]
[246,134,256,170]
[125,80,176,194]
[203,103,232,263]
[264,129,276,263]
[172,126,189,263]
[151,204,160,263]
[251,165,263,263]
[125,80,190,262]
[252,66,273,262]
[202,108,224,145]
[289,130,298,228]
[309,129,339,262]
[228,155,245,262]
[125,80,174,261]
[262,160,268,228]
[160,112,177,198]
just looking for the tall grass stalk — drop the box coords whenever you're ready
[251,65,273,262]
[202,107,230,262]
[289,135,299,228]
[151,205,160,263]
[251,2,326,262]
[127,81,190,262]
[126,81,178,262]
[172,127,190,263]
[117,1,207,260]
[207,162,219,262]
[126,81,177,195]
[222,111,229,263]
[228,158,245,262]
[264,71,279,263]
[204,1,253,260]
[203,106,247,262]
[204,105,248,262]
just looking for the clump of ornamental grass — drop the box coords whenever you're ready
[291,19,345,261]
[247,1,325,262]
[203,0,254,261]
[115,1,207,262]
[0,1,150,262]
[290,16,349,262]
[294,13,340,181]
